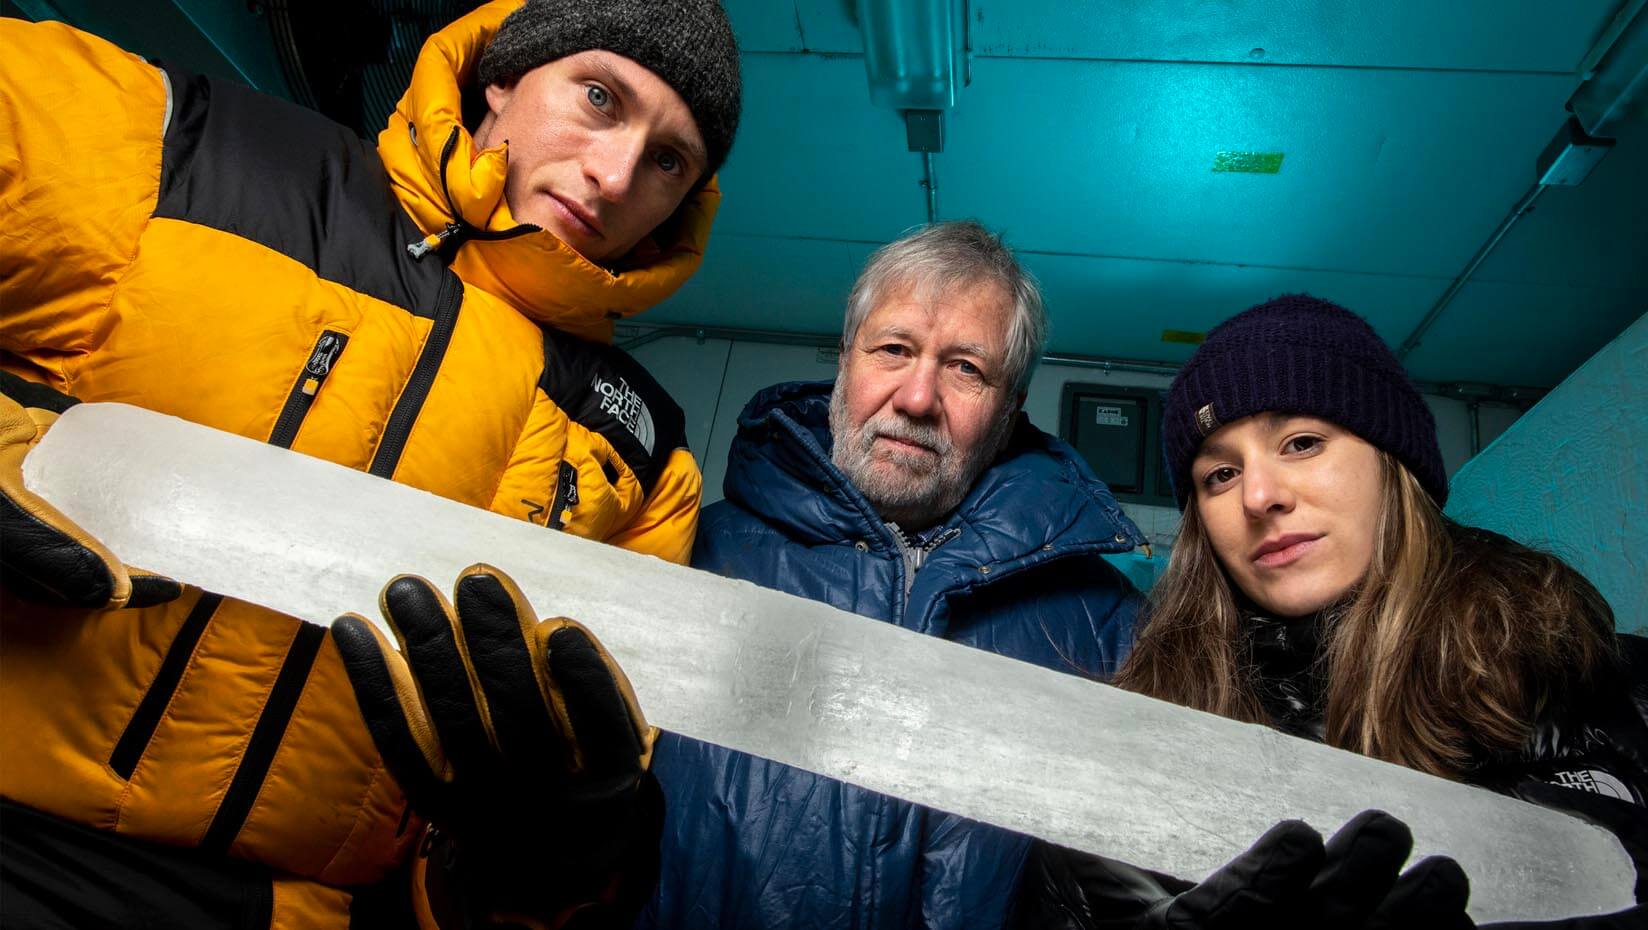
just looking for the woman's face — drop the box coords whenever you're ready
[1191,413,1385,618]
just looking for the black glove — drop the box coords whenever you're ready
[0,372,180,609]
[332,564,661,929]
[1482,781,1648,930]
[1143,810,1472,930]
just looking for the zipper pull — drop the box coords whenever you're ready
[301,331,347,396]
[406,222,462,260]
[547,461,580,530]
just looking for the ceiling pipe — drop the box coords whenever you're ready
[1397,2,1647,362]
[1573,0,1648,133]
[10,0,67,20]
[1468,400,1483,456]
[615,324,1545,402]
[921,151,940,222]
[1580,0,1648,82]
[1395,183,1546,361]
[615,324,841,354]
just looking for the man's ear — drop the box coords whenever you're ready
[484,80,515,120]
[472,80,516,148]
[484,79,510,112]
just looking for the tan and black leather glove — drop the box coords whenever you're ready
[0,372,181,609]
[332,564,662,930]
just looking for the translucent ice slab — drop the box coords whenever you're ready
[23,403,1636,921]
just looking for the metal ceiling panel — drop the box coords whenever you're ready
[793,0,867,54]
[18,0,289,94]
[1469,122,1648,290]
[942,57,1576,277]
[649,235,865,331]
[1401,282,1647,385]
[970,0,1619,72]
[722,0,863,53]
[710,54,929,241]
[1017,251,1442,363]
[720,0,808,53]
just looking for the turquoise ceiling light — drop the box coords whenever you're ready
[856,0,966,111]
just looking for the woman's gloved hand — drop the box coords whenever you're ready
[0,372,180,610]
[1140,810,1472,930]
[332,563,661,930]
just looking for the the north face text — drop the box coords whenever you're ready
[593,374,656,455]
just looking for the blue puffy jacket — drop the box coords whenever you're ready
[637,381,1148,930]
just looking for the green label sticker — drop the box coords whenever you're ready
[1161,329,1207,345]
[1212,151,1284,174]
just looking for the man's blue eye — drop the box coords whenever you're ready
[586,85,609,108]
[657,151,680,174]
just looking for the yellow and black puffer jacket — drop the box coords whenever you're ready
[1,1,708,922]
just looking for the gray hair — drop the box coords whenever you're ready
[841,221,1047,395]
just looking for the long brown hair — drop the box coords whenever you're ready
[1113,452,1620,779]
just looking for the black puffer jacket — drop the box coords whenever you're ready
[1012,631,1648,928]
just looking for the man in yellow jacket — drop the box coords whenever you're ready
[0,0,740,926]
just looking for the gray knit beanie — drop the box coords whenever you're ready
[477,0,742,182]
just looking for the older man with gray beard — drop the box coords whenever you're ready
[634,221,1148,930]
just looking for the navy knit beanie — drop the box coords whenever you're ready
[1162,295,1447,509]
[478,0,742,182]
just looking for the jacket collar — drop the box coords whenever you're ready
[722,381,1145,563]
[375,0,719,341]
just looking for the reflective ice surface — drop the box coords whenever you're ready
[24,403,1636,921]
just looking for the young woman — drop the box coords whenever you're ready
[1015,295,1648,929]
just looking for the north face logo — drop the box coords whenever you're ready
[1552,768,1635,802]
[592,374,656,455]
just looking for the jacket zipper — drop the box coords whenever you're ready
[268,330,349,449]
[547,461,579,530]
[370,272,461,478]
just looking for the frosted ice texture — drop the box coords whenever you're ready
[1447,312,1648,637]
[23,403,1637,921]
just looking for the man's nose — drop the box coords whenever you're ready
[891,362,940,419]
[1241,460,1294,519]
[587,131,647,202]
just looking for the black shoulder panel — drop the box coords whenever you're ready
[153,64,447,320]
[0,371,79,412]
[539,328,688,497]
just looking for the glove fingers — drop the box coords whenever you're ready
[1,392,179,611]
[382,574,495,777]
[451,566,564,776]
[1311,810,1413,927]
[1365,856,1472,930]
[542,620,648,790]
[127,570,184,608]
[331,614,448,814]
[0,409,124,608]
[1171,820,1325,928]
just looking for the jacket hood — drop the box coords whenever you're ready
[376,0,720,341]
[722,380,1145,563]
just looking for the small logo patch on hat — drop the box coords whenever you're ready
[1195,403,1221,437]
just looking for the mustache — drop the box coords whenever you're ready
[861,413,951,457]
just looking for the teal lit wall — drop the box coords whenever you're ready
[1447,313,1648,634]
